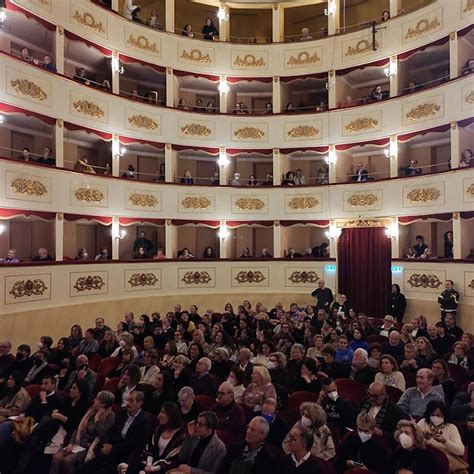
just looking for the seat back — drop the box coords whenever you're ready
[334,378,366,408]
[400,369,417,388]
[447,363,469,391]
[97,356,120,377]
[88,353,102,372]
[426,445,450,474]
[367,334,388,345]
[25,384,41,399]
[385,385,403,403]
[194,394,216,411]
[102,377,120,393]
[287,390,319,411]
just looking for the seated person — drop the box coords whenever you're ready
[401,159,422,176]
[24,350,50,385]
[399,343,425,373]
[18,147,33,162]
[0,249,19,263]
[74,156,96,174]
[177,248,195,260]
[282,171,295,185]
[240,247,252,258]
[260,248,272,258]
[461,58,474,76]
[350,348,377,387]
[351,162,369,182]
[177,386,201,424]
[369,85,385,101]
[153,248,166,260]
[286,247,302,259]
[211,382,245,440]
[255,398,289,448]
[190,357,216,397]
[73,67,91,85]
[413,235,428,258]
[31,248,54,262]
[460,149,474,168]
[64,354,97,394]
[231,172,241,186]
[381,330,404,361]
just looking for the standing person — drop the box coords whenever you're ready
[388,284,407,323]
[123,0,140,20]
[443,231,453,259]
[202,17,219,40]
[438,280,459,321]
[133,231,154,258]
[311,280,334,312]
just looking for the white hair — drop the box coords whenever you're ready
[354,348,368,361]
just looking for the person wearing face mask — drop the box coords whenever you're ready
[336,413,387,472]
[11,344,33,378]
[392,420,437,473]
[417,401,468,473]
[24,350,50,385]
[254,398,289,448]
[283,402,335,461]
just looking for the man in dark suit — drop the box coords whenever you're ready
[236,348,254,383]
[191,357,217,397]
[413,235,427,258]
[349,349,377,387]
[79,390,151,474]
[311,280,334,312]
[351,162,369,182]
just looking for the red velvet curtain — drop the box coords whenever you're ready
[337,227,391,318]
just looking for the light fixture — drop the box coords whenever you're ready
[325,224,341,240]
[113,229,127,240]
[0,224,4,235]
[385,221,399,239]
[112,55,124,75]
[218,224,229,239]
[325,148,337,165]
[218,150,229,167]
[217,5,228,21]
[384,67,390,77]
[218,78,229,94]
[119,147,126,157]
[0,114,4,124]
[324,0,337,16]
[0,8,6,25]
[384,149,391,158]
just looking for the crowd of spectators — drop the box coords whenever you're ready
[405,233,454,260]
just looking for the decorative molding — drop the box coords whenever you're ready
[234,271,266,284]
[73,100,105,119]
[180,49,212,64]
[233,127,265,140]
[10,279,48,298]
[345,118,379,133]
[128,115,158,130]
[233,54,266,68]
[345,39,379,57]
[180,123,211,137]
[181,196,211,209]
[464,0,474,12]
[235,198,265,210]
[288,197,319,210]
[127,34,159,54]
[128,193,158,207]
[73,275,105,292]
[336,218,391,228]
[128,273,159,287]
[286,51,321,66]
[72,10,105,33]
[407,273,442,289]
[469,279,474,290]
[181,271,212,285]
[10,177,47,196]
[10,78,48,101]
[346,193,378,207]
[288,271,319,284]
[74,187,104,203]
[467,183,474,197]
[56,119,63,128]
[407,187,441,203]
[405,103,441,120]
[287,125,319,138]
[405,18,441,39]
[465,91,474,104]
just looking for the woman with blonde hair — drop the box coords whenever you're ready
[375,354,406,391]
[400,324,415,344]
[191,329,209,353]
[111,332,138,358]
[283,402,335,461]
[416,336,436,365]
[98,329,118,358]
[241,365,277,409]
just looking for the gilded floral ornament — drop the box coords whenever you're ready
[464,0,474,12]
[72,10,105,33]
[288,271,319,284]
[74,187,104,203]
[128,193,158,208]
[10,279,48,298]
[181,197,211,209]
[180,49,212,64]
[407,187,441,203]
[180,124,211,137]
[466,184,474,197]
[11,177,47,197]
[128,115,158,130]
[405,103,441,121]
[235,198,265,210]
[234,271,266,284]
[287,125,319,139]
[345,118,379,133]
[286,51,321,67]
[233,127,265,140]
[10,78,48,101]
[73,100,105,119]
[233,54,266,68]
[128,273,159,287]
[346,193,379,207]
[469,279,474,290]
[405,18,441,39]
[288,197,319,210]
[74,275,106,292]
[181,271,212,285]
[336,218,391,228]
[465,91,474,104]
[407,273,442,289]
[345,39,379,57]
[127,35,159,54]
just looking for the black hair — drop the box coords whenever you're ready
[160,401,184,430]
[423,400,450,424]
[322,377,334,387]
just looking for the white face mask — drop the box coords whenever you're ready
[399,432,413,449]
[119,340,127,347]
[358,431,372,443]
[327,390,338,401]
[430,416,444,426]
[300,416,312,428]
[267,362,276,370]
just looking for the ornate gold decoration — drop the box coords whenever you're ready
[346,193,379,207]
[11,177,47,197]
[180,123,211,137]
[405,18,441,39]
[345,39,379,57]
[405,103,441,121]
[336,218,391,228]
[466,184,474,197]
[464,0,474,12]
[233,127,265,140]
[128,273,159,287]
[233,54,266,68]
[235,198,265,210]
[128,115,158,130]
[407,273,442,289]
[180,49,212,64]
[288,197,319,210]
[128,193,158,207]
[451,122,457,130]
[288,271,319,284]
[407,187,441,203]
[469,279,474,290]
[10,79,48,101]
[127,34,159,54]
[10,279,48,298]
[74,275,106,292]
[345,118,379,133]
[465,91,474,104]
[453,212,459,220]
[181,271,212,285]
[56,119,63,128]
[234,271,266,284]
[73,100,105,119]
[72,10,105,33]
[74,187,104,203]
[286,51,321,66]
[181,197,211,209]
[58,25,64,35]
[57,213,63,221]
[287,125,319,138]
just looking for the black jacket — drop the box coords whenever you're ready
[437,289,459,311]
[388,292,406,321]
[281,454,327,473]
[219,441,279,474]
[311,287,334,311]
[191,372,217,397]
[27,392,64,423]
[320,396,355,431]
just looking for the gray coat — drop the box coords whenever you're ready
[179,432,226,474]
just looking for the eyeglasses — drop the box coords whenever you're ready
[217,391,231,396]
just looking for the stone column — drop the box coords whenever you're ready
[54,119,64,168]
[54,26,65,75]
[273,148,281,185]
[272,3,284,43]
[55,213,64,261]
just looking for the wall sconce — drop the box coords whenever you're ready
[0,224,5,235]
[385,221,399,239]
[218,224,229,239]
[325,148,337,165]
[384,60,398,77]
[0,114,4,124]
[218,150,229,167]
[113,144,126,158]
[325,224,341,240]
[113,229,127,240]
[0,8,6,25]
[218,78,229,94]
[112,55,124,75]
[384,149,392,159]
[217,5,228,21]
[324,0,337,16]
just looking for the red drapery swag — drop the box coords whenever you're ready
[398,213,452,224]
[119,217,164,226]
[337,227,392,318]
[336,138,389,151]
[0,102,56,125]
[64,122,113,141]
[64,31,112,57]
[280,220,330,227]
[64,214,113,225]
[0,208,55,220]
[172,220,220,228]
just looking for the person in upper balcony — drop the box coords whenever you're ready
[406,80,423,94]
[122,164,136,179]
[461,58,474,76]
[316,165,329,184]
[294,168,306,185]
[286,247,302,259]
[262,172,273,186]
[39,55,56,73]
[413,234,428,258]
[178,248,195,260]
[443,231,453,259]
[95,246,111,261]
[18,147,33,162]
[0,249,20,263]
[147,9,160,29]
[182,24,194,38]
[101,79,112,93]
[261,248,272,259]
[285,103,296,113]
[282,171,295,185]
[300,27,313,41]
[247,175,258,186]
[202,17,219,40]
[153,248,166,260]
[460,149,474,167]
[73,67,90,86]
[206,101,216,113]
[351,162,369,182]
[75,248,89,261]
[401,159,422,176]
[130,88,139,100]
[248,34,257,44]
[32,247,54,262]
[240,247,252,258]
[133,231,154,257]
[177,98,189,110]
[231,172,241,186]
[193,98,205,112]
[74,155,96,174]
[263,102,273,114]
[123,0,140,20]
[37,146,55,166]
[180,169,194,184]
[381,10,390,21]
[19,46,32,62]
[369,84,384,101]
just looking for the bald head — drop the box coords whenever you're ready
[389,331,401,346]
[367,382,386,407]
[0,340,12,356]
[217,381,234,406]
